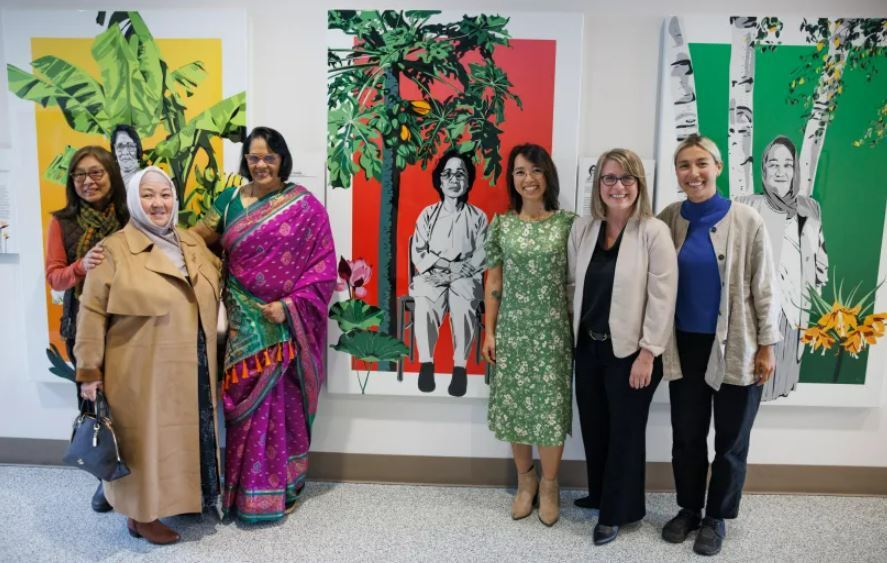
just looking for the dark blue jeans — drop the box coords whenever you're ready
[669,330,762,519]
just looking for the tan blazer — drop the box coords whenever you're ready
[658,201,781,389]
[567,216,678,358]
[75,223,221,521]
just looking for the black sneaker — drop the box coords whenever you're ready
[91,482,112,513]
[661,508,701,543]
[693,517,726,556]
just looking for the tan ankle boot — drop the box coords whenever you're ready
[511,466,538,520]
[538,477,560,526]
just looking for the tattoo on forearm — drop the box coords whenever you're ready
[491,290,502,301]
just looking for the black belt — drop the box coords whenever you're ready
[586,329,610,341]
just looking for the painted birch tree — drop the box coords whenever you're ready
[727,17,783,197]
[327,10,521,341]
[787,18,887,196]
[666,17,699,141]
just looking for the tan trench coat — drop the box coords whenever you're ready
[74,223,221,521]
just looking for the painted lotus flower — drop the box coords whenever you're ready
[336,256,372,298]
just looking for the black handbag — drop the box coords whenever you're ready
[62,391,130,481]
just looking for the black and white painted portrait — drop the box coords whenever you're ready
[737,135,829,400]
[110,124,143,185]
[409,151,489,397]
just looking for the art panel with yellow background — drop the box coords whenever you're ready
[4,11,247,380]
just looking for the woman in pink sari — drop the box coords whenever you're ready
[194,126,336,522]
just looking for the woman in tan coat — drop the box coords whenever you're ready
[76,167,222,545]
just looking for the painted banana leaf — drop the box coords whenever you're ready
[332,330,409,363]
[329,299,384,332]
[149,92,246,160]
[43,145,78,185]
[46,344,75,382]
[92,11,164,136]
[7,58,110,135]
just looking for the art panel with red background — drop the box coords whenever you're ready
[351,39,556,379]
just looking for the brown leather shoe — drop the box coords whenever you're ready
[127,518,181,545]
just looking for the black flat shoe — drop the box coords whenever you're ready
[91,482,112,513]
[448,366,467,397]
[418,362,435,392]
[593,523,619,545]
[573,495,598,509]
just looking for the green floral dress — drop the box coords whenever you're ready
[485,210,576,446]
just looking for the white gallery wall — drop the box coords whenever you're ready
[1,0,887,469]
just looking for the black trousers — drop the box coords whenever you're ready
[575,331,662,526]
[669,330,762,520]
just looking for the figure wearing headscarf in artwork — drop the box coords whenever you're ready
[76,166,223,544]
[736,136,828,400]
[409,151,489,397]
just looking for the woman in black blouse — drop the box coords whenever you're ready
[567,149,678,545]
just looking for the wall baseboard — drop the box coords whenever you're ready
[3,438,884,496]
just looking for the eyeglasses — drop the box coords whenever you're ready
[440,171,467,182]
[245,153,280,165]
[601,174,637,187]
[512,168,544,178]
[115,142,137,151]
[72,169,106,184]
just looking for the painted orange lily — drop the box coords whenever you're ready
[842,324,878,356]
[800,326,836,353]
[817,303,861,338]
[862,312,887,337]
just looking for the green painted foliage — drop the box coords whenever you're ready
[6,10,246,226]
[329,299,385,332]
[332,330,409,363]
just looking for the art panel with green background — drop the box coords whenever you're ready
[656,16,887,403]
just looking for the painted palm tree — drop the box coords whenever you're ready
[327,9,522,344]
[7,10,246,225]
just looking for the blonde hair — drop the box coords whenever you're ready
[590,148,652,220]
[673,133,723,165]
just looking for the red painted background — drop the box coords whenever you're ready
[351,38,557,377]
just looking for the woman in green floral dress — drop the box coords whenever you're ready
[482,144,576,527]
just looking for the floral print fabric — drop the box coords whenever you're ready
[485,210,576,446]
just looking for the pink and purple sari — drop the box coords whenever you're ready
[219,184,336,522]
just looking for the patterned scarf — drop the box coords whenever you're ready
[74,202,121,295]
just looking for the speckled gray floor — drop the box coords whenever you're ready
[1,465,885,562]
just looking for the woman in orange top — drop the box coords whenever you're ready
[44,145,128,512]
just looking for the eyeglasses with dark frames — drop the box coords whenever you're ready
[71,169,107,184]
[600,174,638,187]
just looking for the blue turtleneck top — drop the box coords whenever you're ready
[676,193,731,333]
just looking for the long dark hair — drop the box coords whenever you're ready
[506,143,560,213]
[239,126,293,181]
[53,146,129,224]
[431,150,476,205]
[110,124,143,161]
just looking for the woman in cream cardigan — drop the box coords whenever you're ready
[567,148,678,546]
[658,134,779,557]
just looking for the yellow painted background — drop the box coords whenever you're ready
[32,37,223,359]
